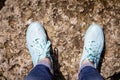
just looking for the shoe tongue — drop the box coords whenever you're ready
[37,41,51,63]
[86,41,101,68]
[88,41,100,53]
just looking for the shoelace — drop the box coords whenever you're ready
[31,38,51,61]
[85,41,101,67]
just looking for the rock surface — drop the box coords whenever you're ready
[0,0,120,80]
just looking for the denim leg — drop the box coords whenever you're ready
[78,66,103,80]
[25,64,53,80]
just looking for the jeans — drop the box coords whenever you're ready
[25,65,103,80]
[78,66,103,80]
[25,64,53,80]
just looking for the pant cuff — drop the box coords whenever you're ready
[38,60,53,74]
[79,62,94,74]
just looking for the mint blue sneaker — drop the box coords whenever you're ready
[26,21,52,66]
[80,23,104,68]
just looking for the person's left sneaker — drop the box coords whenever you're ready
[80,23,104,68]
[26,21,52,66]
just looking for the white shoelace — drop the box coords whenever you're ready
[85,41,101,67]
[31,38,51,61]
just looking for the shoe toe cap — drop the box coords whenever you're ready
[85,23,104,44]
[26,21,47,45]
[27,21,44,31]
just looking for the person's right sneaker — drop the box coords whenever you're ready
[26,21,52,67]
[80,23,104,68]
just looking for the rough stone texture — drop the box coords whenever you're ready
[0,0,120,80]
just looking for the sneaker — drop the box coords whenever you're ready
[26,21,52,66]
[80,23,104,68]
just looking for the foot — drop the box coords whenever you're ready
[26,21,52,66]
[80,23,104,68]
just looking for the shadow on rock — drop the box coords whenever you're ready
[0,0,6,10]
[51,47,66,80]
[98,34,106,79]
[107,72,120,80]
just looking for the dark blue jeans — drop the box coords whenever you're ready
[25,65,103,80]
[78,66,103,80]
[25,65,53,80]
